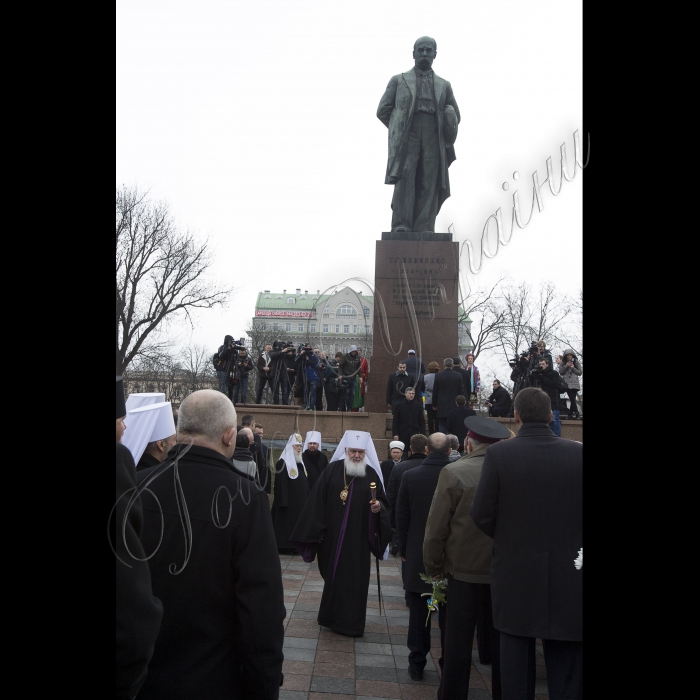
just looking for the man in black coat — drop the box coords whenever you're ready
[396,432,451,680]
[530,355,563,437]
[269,340,296,405]
[452,356,471,394]
[115,376,163,700]
[136,389,285,699]
[445,394,475,451]
[402,349,426,392]
[430,358,465,433]
[471,387,582,700]
[391,387,425,454]
[386,361,416,413]
[487,379,512,418]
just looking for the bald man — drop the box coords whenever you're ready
[136,390,284,698]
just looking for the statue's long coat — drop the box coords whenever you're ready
[377,68,460,213]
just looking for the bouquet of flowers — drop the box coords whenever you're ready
[419,573,447,626]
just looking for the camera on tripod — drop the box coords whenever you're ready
[298,343,314,358]
[225,337,247,354]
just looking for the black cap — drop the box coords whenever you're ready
[464,415,511,442]
[116,376,126,419]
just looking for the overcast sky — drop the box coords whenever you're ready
[116,0,583,376]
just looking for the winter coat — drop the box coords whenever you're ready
[337,351,361,377]
[423,372,438,405]
[392,398,426,442]
[431,368,465,419]
[424,445,494,583]
[386,371,417,405]
[488,386,512,413]
[558,350,582,390]
[470,424,582,640]
[396,452,451,593]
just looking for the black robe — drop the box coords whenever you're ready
[136,451,160,472]
[272,458,310,550]
[302,449,328,491]
[289,460,392,636]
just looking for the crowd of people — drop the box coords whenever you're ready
[116,373,582,700]
[216,335,370,411]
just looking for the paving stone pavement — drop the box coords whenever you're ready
[279,553,551,699]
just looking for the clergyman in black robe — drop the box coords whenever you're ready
[272,434,309,552]
[302,430,328,491]
[290,433,392,637]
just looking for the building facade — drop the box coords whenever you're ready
[250,287,374,356]
[250,286,473,360]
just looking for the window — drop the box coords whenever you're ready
[338,304,355,317]
[363,306,370,315]
[366,325,371,333]
[335,325,340,333]
[264,295,271,299]
[353,325,357,333]
[273,323,279,331]
[287,297,296,304]
[298,324,304,332]
[285,323,291,332]
[259,322,266,330]
[310,324,316,332]
[343,325,349,334]
[324,306,330,313]
[323,324,329,333]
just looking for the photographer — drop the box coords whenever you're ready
[295,344,321,410]
[232,347,254,405]
[559,348,582,419]
[215,335,247,401]
[215,335,235,394]
[323,352,343,412]
[486,380,512,418]
[255,343,273,404]
[337,345,362,412]
[529,355,563,436]
[269,340,297,405]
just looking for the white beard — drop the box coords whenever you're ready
[294,452,303,464]
[344,456,368,477]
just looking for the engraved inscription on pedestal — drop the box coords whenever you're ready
[367,235,459,413]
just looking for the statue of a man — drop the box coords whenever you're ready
[377,36,460,234]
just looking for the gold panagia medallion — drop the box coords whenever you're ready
[340,488,348,504]
[290,467,298,477]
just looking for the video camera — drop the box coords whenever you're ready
[298,343,314,357]
[225,337,247,352]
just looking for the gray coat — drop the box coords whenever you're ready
[423,372,437,404]
[558,349,582,390]
[377,68,460,212]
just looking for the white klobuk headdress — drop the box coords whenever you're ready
[125,392,165,412]
[282,433,305,479]
[304,431,322,451]
[330,430,383,489]
[121,401,176,465]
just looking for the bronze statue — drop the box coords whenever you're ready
[377,36,460,234]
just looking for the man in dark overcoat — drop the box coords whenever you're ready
[471,387,583,700]
[392,387,425,455]
[396,433,451,680]
[445,394,475,451]
[377,36,460,233]
[430,358,464,433]
[136,389,285,699]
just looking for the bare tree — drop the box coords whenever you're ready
[179,344,217,396]
[459,275,507,360]
[495,281,572,364]
[116,185,232,373]
[553,288,583,362]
